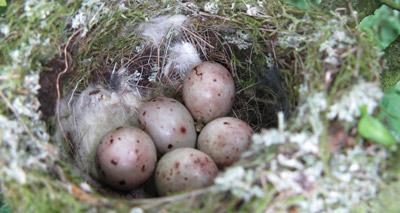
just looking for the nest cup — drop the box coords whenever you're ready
[52,12,290,199]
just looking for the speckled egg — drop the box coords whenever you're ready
[197,117,253,167]
[95,126,157,191]
[182,61,235,124]
[155,148,218,196]
[138,96,197,154]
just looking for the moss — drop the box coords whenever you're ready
[382,35,400,91]
[319,0,382,24]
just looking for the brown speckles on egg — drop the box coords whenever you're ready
[213,79,217,82]
[111,159,118,165]
[136,140,140,143]
[218,93,221,96]
[116,126,123,130]
[137,97,196,154]
[155,148,218,196]
[197,117,253,167]
[96,126,157,191]
[142,111,146,116]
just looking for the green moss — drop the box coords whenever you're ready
[382,35,400,91]
[319,0,382,23]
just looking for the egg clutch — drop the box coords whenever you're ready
[88,61,253,196]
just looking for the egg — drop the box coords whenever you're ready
[138,96,197,154]
[155,148,218,196]
[95,126,157,191]
[197,117,253,167]
[182,61,235,124]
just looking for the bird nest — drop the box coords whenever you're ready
[0,1,392,212]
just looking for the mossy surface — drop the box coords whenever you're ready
[319,0,382,22]
[382,35,400,91]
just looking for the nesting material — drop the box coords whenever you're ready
[163,42,201,77]
[58,85,142,177]
[138,15,188,46]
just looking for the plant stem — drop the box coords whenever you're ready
[381,0,400,11]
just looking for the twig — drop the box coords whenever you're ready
[0,74,21,80]
[199,11,244,25]
[381,0,400,11]
[304,0,319,11]
[134,186,221,210]
[346,0,359,27]
[181,26,215,49]
[67,78,84,110]
[56,28,82,152]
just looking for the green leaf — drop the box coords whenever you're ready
[0,204,12,213]
[358,106,396,147]
[0,0,6,7]
[379,82,400,140]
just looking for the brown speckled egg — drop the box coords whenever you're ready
[197,117,253,167]
[155,148,218,196]
[182,61,235,124]
[95,126,157,191]
[138,96,197,154]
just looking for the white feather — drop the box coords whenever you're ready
[59,85,142,176]
[163,42,201,77]
[138,15,188,46]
